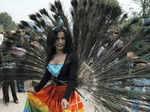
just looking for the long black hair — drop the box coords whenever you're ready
[47,27,73,62]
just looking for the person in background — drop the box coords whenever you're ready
[2,80,19,105]
[1,33,19,104]
[0,32,4,45]
[14,29,26,92]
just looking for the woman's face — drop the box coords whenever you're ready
[55,31,66,51]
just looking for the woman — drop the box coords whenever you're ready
[24,27,84,112]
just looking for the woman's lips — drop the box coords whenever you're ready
[56,45,64,47]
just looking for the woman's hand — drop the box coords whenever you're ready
[61,98,69,109]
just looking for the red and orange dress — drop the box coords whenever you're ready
[24,53,84,112]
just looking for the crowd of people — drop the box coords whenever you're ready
[0,28,45,105]
[96,28,150,112]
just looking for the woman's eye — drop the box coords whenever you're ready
[56,37,65,40]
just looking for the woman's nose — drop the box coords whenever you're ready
[58,39,63,43]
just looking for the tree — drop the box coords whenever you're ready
[0,25,4,32]
[0,12,17,32]
[133,0,150,17]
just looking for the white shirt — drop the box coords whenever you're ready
[0,34,4,45]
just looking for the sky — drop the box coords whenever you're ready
[0,0,140,23]
[118,0,141,14]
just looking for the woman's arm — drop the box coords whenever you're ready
[34,69,50,92]
[63,53,78,101]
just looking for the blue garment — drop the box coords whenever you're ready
[47,63,64,77]
[24,34,31,42]
[128,78,150,112]
[125,63,150,112]
[24,34,31,39]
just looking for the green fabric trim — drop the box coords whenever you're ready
[25,99,42,112]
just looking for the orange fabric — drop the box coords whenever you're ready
[32,85,84,112]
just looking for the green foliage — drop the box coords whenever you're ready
[118,18,141,37]
[0,12,17,31]
[0,25,4,32]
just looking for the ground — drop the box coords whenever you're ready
[0,89,26,112]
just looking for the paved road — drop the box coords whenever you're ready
[0,80,31,112]
[0,89,26,112]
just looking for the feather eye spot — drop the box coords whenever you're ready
[138,44,143,48]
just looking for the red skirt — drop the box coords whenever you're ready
[24,85,84,112]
